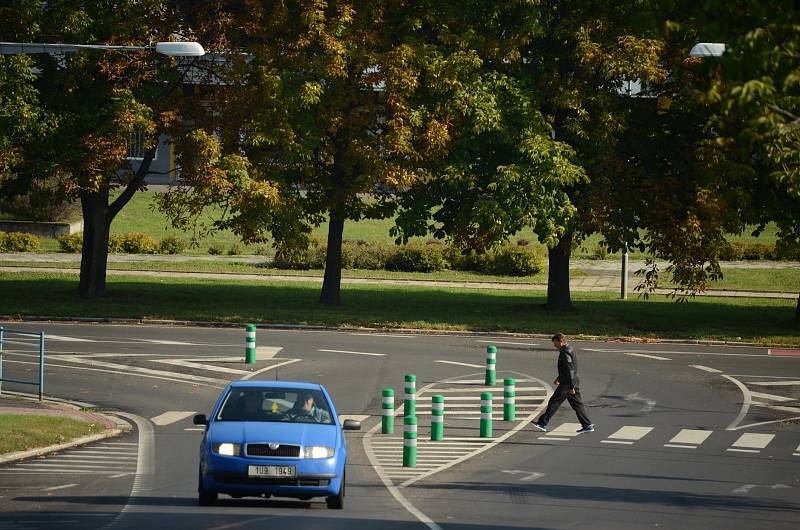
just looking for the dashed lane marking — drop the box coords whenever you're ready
[43,484,78,491]
[624,353,672,361]
[435,360,484,369]
[665,429,713,449]
[476,340,538,347]
[728,433,774,453]
[690,365,723,373]
[317,349,386,357]
[151,411,196,426]
[602,426,653,445]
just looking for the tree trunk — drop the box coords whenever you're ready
[320,204,345,305]
[545,232,573,310]
[77,149,155,299]
[78,189,111,299]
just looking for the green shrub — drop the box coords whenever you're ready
[57,233,83,253]
[721,241,775,261]
[118,233,159,254]
[0,231,40,252]
[272,239,326,269]
[227,243,244,256]
[490,245,544,276]
[775,240,800,261]
[159,236,188,255]
[108,235,125,253]
[207,242,225,256]
[254,245,271,256]
[346,241,389,270]
[385,243,447,272]
[591,243,608,260]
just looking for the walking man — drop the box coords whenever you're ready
[531,333,594,433]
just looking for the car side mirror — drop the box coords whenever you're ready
[193,414,208,425]
[343,419,361,431]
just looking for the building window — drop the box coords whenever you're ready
[126,132,158,160]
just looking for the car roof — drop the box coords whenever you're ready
[228,380,324,391]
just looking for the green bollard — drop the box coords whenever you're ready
[503,377,516,421]
[245,324,256,364]
[403,416,417,467]
[485,345,497,386]
[404,374,416,417]
[480,391,493,438]
[382,388,395,434]
[431,395,444,441]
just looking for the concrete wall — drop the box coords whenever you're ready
[0,220,83,238]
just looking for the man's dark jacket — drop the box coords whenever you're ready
[557,345,580,389]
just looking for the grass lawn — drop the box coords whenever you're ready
[0,272,797,344]
[29,190,784,260]
[0,414,105,454]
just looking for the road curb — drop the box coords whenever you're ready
[0,314,783,347]
[0,391,132,465]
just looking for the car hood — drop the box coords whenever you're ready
[209,421,339,448]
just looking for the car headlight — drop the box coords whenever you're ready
[303,446,334,459]
[212,442,241,456]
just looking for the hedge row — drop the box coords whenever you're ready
[719,241,800,261]
[272,240,547,276]
[58,233,189,255]
[0,231,41,252]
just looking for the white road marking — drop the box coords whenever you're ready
[105,412,154,528]
[338,414,370,423]
[690,365,723,373]
[44,484,78,491]
[435,360,484,369]
[139,339,196,346]
[750,392,794,402]
[184,427,205,432]
[151,411,196,426]
[585,348,767,358]
[318,349,385,357]
[241,358,302,380]
[350,333,415,338]
[415,395,543,401]
[43,334,93,342]
[667,429,713,447]
[418,386,544,393]
[538,437,570,441]
[624,353,672,361]
[98,442,137,446]
[746,380,800,386]
[544,423,582,438]
[606,426,653,442]
[500,470,545,481]
[47,355,228,385]
[601,440,635,445]
[438,379,539,384]
[109,473,134,478]
[727,448,760,454]
[16,463,134,470]
[664,444,698,449]
[476,340,538,347]
[151,359,249,375]
[730,433,774,451]
[44,458,136,463]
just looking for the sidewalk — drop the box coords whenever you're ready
[0,393,129,464]
[1,253,798,299]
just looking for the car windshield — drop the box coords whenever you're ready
[216,387,334,425]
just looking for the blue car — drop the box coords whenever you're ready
[193,380,360,508]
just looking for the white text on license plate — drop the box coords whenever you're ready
[248,465,296,478]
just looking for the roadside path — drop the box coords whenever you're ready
[1,257,797,299]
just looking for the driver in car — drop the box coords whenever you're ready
[288,392,331,423]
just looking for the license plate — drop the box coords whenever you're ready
[248,465,296,478]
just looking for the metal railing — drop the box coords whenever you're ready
[0,327,45,401]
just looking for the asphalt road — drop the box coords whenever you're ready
[0,322,798,530]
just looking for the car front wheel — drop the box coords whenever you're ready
[326,469,345,509]
[198,468,218,506]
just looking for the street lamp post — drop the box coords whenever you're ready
[0,41,204,57]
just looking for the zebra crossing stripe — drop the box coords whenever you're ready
[151,411,196,426]
[603,426,653,445]
[728,433,774,453]
[665,429,713,448]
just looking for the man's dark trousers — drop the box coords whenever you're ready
[539,384,591,427]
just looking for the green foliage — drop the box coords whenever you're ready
[719,242,776,261]
[57,233,83,253]
[345,241,389,270]
[0,231,40,252]
[108,234,124,253]
[227,243,244,256]
[490,246,545,276]
[385,244,447,273]
[207,242,225,256]
[159,236,187,255]
[118,233,158,254]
